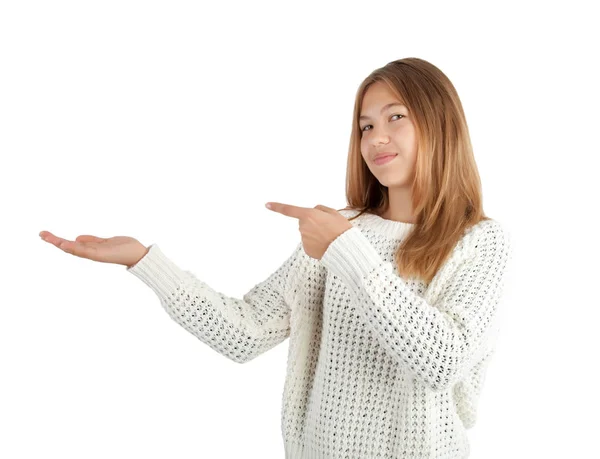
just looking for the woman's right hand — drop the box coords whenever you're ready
[39,231,149,268]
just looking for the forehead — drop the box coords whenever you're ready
[360,84,406,119]
[359,102,406,120]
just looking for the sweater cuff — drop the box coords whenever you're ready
[126,244,188,300]
[320,227,384,292]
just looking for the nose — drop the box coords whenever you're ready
[370,127,391,146]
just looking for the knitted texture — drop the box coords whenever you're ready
[127,209,513,459]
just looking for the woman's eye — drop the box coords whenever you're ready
[361,114,404,132]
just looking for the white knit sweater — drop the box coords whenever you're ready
[127,209,513,459]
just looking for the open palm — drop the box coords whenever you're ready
[39,231,148,267]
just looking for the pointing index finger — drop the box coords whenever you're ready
[266,202,310,219]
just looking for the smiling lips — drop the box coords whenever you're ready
[374,154,397,165]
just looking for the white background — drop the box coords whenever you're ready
[1,0,598,458]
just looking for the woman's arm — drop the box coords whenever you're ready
[319,220,513,391]
[127,242,305,363]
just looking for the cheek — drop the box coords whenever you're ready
[392,123,410,138]
[360,140,368,159]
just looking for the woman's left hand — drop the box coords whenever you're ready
[265,202,353,260]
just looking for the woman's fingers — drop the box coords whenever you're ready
[39,231,63,245]
[40,231,92,258]
[40,232,71,249]
[59,240,98,258]
[40,232,104,243]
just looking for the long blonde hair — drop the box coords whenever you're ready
[337,57,490,284]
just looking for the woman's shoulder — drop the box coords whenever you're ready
[338,207,358,215]
[463,218,511,244]
[459,217,512,262]
[337,207,369,219]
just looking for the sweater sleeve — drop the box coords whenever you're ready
[319,221,513,392]
[126,241,305,364]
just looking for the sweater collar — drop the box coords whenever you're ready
[342,209,416,240]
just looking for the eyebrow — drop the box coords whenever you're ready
[359,102,406,121]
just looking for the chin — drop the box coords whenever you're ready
[375,175,405,188]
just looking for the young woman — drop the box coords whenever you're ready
[40,57,513,459]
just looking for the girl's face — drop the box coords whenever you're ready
[359,82,418,188]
